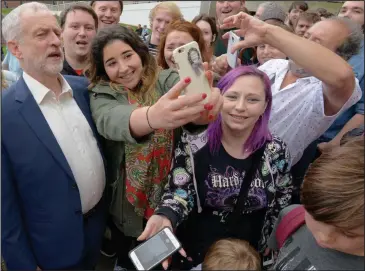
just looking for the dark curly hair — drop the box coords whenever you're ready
[86,24,160,105]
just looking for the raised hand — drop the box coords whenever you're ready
[221,12,268,53]
[194,62,224,124]
[148,77,207,130]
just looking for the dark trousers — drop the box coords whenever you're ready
[109,219,164,270]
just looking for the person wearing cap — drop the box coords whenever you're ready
[255,1,286,24]
[90,1,123,29]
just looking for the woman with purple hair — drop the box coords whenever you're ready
[138,66,293,269]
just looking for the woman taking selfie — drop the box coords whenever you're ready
[139,66,293,269]
[86,25,222,269]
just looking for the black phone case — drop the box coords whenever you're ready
[128,227,182,270]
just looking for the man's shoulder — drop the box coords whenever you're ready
[64,75,90,97]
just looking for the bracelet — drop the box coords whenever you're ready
[146,106,156,130]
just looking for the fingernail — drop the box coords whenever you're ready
[202,93,207,99]
[204,104,213,110]
[184,77,191,84]
[208,114,214,120]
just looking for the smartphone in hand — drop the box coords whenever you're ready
[129,227,181,270]
[227,31,240,69]
[172,41,211,102]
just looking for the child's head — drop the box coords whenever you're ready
[87,25,159,104]
[202,239,261,270]
[301,136,364,256]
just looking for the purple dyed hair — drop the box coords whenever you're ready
[207,65,273,155]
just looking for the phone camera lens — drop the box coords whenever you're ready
[178,49,182,53]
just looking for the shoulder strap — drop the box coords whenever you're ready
[276,205,305,250]
[228,143,267,229]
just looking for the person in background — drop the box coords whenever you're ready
[145,2,183,57]
[196,239,261,270]
[90,1,123,29]
[293,12,321,37]
[255,1,286,24]
[1,15,22,78]
[214,0,256,65]
[285,1,308,29]
[60,3,98,76]
[192,14,218,64]
[316,7,327,18]
[2,3,106,270]
[268,136,364,270]
[135,23,142,36]
[1,70,17,89]
[2,52,22,79]
[256,23,292,66]
[86,25,222,270]
[157,20,211,70]
[316,1,364,153]
[320,11,334,20]
[258,2,287,24]
[141,24,149,40]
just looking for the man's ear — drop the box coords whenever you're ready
[7,40,22,60]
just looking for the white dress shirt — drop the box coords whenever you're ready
[23,72,105,214]
[259,59,362,165]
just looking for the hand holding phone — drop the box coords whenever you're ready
[227,31,240,69]
[130,227,181,270]
[172,41,211,103]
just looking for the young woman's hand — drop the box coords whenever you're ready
[192,62,224,124]
[148,77,208,129]
[138,215,187,270]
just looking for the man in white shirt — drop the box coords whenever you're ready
[213,14,362,166]
[2,3,106,270]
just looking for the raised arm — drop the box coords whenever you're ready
[222,12,357,115]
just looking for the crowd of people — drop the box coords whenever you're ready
[1,1,364,271]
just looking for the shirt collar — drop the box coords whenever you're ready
[23,71,73,104]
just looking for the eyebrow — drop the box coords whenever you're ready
[105,50,133,64]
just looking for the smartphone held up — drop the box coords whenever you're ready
[172,41,211,103]
[129,227,181,270]
[227,31,240,69]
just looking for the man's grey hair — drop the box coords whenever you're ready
[327,17,364,60]
[2,2,50,43]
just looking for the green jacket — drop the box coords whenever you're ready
[90,69,200,237]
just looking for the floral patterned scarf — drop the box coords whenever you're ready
[124,91,174,219]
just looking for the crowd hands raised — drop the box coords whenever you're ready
[1,1,364,271]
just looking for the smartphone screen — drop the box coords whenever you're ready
[129,228,181,270]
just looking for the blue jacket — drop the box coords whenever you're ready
[1,75,106,270]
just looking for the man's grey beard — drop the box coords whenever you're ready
[288,59,312,78]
